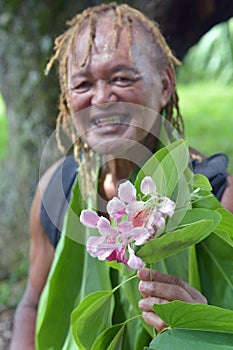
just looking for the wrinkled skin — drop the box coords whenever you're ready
[137,268,207,331]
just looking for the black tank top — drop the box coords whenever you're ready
[40,153,229,248]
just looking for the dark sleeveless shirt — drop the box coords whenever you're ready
[40,154,229,248]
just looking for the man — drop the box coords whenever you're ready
[10,3,233,349]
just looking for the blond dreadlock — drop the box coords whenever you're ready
[45,2,184,159]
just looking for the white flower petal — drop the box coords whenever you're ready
[159,197,176,217]
[126,200,144,221]
[118,180,136,203]
[106,197,126,220]
[152,210,165,228]
[127,245,144,270]
[80,210,100,227]
[97,217,118,236]
[140,176,156,195]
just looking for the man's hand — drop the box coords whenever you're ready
[138,268,207,332]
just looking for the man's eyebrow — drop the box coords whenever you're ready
[69,65,140,81]
[70,71,90,80]
[111,65,140,74]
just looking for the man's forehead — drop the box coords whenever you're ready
[74,17,149,54]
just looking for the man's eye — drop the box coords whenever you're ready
[112,77,131,86]
[72,81,91,92]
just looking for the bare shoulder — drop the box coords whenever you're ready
[220,174,233,214]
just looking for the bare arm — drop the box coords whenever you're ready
[10,159,64,350]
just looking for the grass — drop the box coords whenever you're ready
[0,260,28,311]
[178,81,233,173]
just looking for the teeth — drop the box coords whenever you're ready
[95,115,124,126]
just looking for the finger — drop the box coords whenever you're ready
[139,280,194,303]
[138,297,169,312]
[138,269,207,304]
[141,311,167,332]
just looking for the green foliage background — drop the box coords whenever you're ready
[176,19,233,173]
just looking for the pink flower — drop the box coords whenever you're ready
[127,245,144,270]
[106,247,127,265]
[140,176,156,195]
[97,217,119,236]
[80,210,100,227]
[118,180,136,203]
[80,176,176,271]
[87,235,117,260]
[106,197,126,222]
[158,197,176,217]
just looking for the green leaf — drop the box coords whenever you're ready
[135,139,190,198]
[71,291,113,350]
[197,234,233,309]
[189,245,202,291]
[148,329,233,349]
[91,323,125,350]
[192,192,222,210]
[153,300,233,333]
[36,234,86,350]
[193,173,212,191]
[180,207,221,226]
[137,213,219,264]
[36,167,113,349]
[214,208,233,246]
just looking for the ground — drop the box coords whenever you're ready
[0,308,14,350]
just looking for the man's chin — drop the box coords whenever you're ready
[86,138,134,156]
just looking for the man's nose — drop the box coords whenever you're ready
[91,80,118,105]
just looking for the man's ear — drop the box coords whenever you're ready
[159,67,175,109]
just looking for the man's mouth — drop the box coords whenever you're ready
[93,114,129,127]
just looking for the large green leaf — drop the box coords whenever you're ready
[197,234,233,309]
[91,323,125,350]
[71,291,113,350]
[189,244,202,291]
[179,207,221,226]
[153,300,233,333]
[36,173,112,350]
[193,173,213,191]
[36,234,85,350]
[134,139,190,198]
[214,208,233,246]
[192,192,222,210]
[147,329,233,350]
[137,217,218,264]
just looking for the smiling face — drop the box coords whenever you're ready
[67,16,173,155]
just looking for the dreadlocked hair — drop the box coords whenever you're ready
[45,2,184,161]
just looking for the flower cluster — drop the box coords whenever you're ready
[80,176,175,269]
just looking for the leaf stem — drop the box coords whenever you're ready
[123,314,142,325]
[150,264,153,281]
[112,274,138,293]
